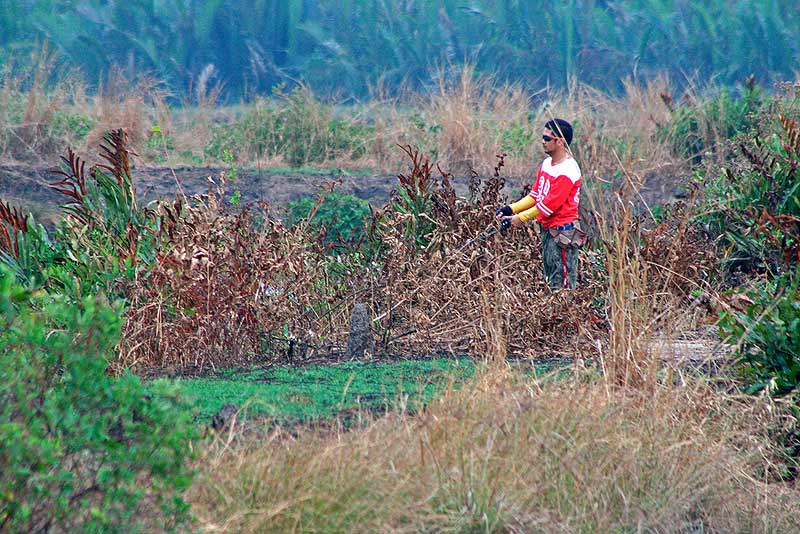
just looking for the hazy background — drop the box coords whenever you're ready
[2,0,798,101]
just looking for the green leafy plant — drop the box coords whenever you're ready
[384,145,440,251]
[661,79,766,163]
[50,111,96,143]
[497,123,533,156]
[205,88,372,167]
[204,104,280,163]
[286,192,371,245]
[697,95,800,275]
[719,270,800,396]
[0,265,196,532]
[145,125,175,164]
[0,130,162,300]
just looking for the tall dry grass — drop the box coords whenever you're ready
[0,45,68,163]
[189,370,799,533]
[369,69,682,182]
[588,153,720,390]
[2,58,689,190]
[0,50,169,165]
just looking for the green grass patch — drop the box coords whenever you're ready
[164,358,566,425]
[174,358,477,423]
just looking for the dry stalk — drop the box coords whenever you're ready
[189,373,800,533]
[371,148,606,361]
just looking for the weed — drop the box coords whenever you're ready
[285,192,371,246]
[698,90,800,276]
[719,269,800,397]
[205,88,373,167]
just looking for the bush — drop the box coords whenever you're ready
[697,93,800,275]
[50,110,96,144]
[205,87,372,167]
[1,130,161,302]
[204,105,280,164]
[286,192,371,245]
[0,265,196,532]
[661,80,766,163]
[719,270,800,397]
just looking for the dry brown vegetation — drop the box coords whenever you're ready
[117,182,339,373]
[110,138,715,373]
[1,55,695,183]
[3,57,799,532]
[189,370,800,533]
[113,143,613,372]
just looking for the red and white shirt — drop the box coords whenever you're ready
[529,156,581,229]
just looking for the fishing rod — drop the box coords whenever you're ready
[452,218,510,255]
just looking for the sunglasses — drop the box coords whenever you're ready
[542,134,560,142]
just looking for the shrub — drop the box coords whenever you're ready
[0,265,196,532]
[117,181,339,372]
[661,79,767,163]
[204,105,280,163]
[697,94,800,275]
[205,87,372,167]
[1,130,161,302]
[286,192,371,245]
[382,145,440,252]
[50,110,96,144]
[719,270,800,397]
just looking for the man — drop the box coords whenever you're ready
[496,118,583,289]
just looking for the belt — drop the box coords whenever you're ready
[553,222,574,231]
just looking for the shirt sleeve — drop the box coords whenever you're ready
[517,205,541,223]
[510,195,535,213]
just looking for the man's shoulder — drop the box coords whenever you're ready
[542,156,581,182]
[556,157,581,184]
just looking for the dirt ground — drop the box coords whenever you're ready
[0,164,687,227]
[0,164,502,226]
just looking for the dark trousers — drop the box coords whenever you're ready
[542,227,578,289]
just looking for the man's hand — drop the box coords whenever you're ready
[495,205,513,217]
[500,215,524,232]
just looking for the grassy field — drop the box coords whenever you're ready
[189,367,800,533]
[175,358,475,423]
[3,61,800,532]
[172,357,572,424]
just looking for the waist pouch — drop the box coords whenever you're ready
[548,221,586,249]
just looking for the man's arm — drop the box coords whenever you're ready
[499,196,540,227]
[510,195,535,213]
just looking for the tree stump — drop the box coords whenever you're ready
[346,302,374,359]
[210,403,238,432]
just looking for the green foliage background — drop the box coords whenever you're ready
[0,266,195,532]
[1,0,798,99]
[286,192,372,244]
